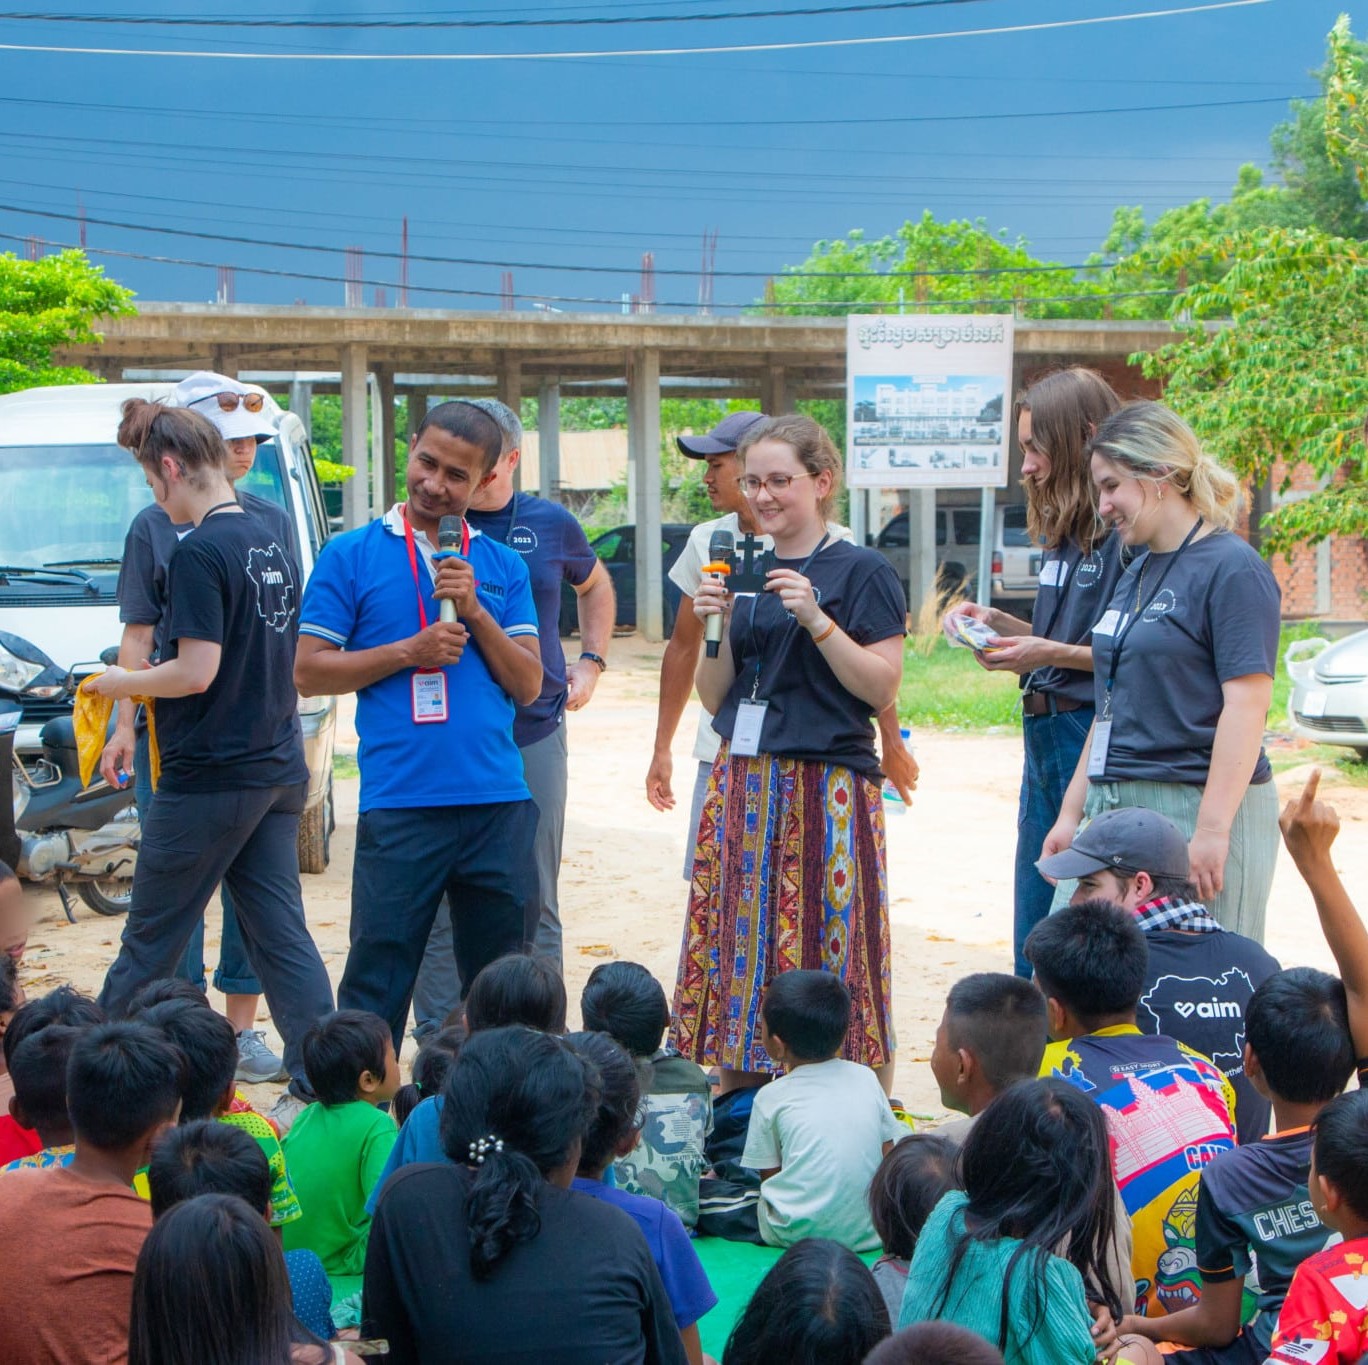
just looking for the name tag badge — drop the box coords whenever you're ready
[412,670,449,724]
[1092,609,1127,637]
[1040,559,1069,588]
[731,699,768,757]
[1087,719,1113,778]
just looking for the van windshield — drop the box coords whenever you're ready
[0,441,288,568]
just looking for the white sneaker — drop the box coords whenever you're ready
[236,1029,287,1083]
[267,1091,308,1136]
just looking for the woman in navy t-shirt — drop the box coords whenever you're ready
[1042,402,1281,942]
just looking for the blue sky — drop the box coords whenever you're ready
[0,0,1346,312]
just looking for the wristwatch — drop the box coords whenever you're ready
[579,652,607,672]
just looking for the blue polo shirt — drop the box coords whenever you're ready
[299,508,538,813]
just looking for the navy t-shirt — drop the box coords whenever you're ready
[714,541,907,775]
[466,493,597,748]
[156,509,307,793]
[1089,531,1281,785]
[1026,533,1127,705]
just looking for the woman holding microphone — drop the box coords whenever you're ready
[948,368,1123,976]
[670,415,907,1091]
[1041,401,1281,942]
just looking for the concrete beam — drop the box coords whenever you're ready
[537,379,561,499]
[628,350,663,642]
[340,343,370,530]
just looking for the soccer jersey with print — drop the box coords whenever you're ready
[1268,1236,1368,1363]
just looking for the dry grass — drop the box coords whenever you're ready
[907,571,971,658]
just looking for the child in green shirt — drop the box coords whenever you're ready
[281,1009,399,1300]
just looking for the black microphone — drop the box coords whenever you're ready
[438,516,463,623]
[703,528,735,659]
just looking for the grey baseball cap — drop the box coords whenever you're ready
[676,410,768,458]
[1036,806,1190,882]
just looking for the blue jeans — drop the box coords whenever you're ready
[134,730,261,996]
[1014,704,1094,977]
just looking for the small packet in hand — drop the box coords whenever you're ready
[945,612,1002,652]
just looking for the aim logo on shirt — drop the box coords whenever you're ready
[247,544,297,633]
[1139,969,1255,1072]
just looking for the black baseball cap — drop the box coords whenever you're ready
[676,410,768,458]
[1036,807,1190,882]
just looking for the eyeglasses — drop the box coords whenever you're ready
[740,472,814,497]
[195,391,265,414]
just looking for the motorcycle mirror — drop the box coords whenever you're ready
[99,646,120,666]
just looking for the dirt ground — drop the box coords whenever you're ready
[18,636,1368,1119]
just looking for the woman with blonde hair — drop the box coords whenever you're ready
[672,414,906,1092]
[1041,400,1281,941]
[948,368,1125,975]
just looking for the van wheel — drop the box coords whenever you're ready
[298,777,332,875]
[78,874,133,917]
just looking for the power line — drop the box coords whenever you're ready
[0,0,1276,62]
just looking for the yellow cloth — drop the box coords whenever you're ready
[74,675,159,792]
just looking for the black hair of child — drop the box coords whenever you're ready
[0,952,20,1015]
[865,1322,1006,1365]
[9,1024,81,1138]
[393,1023,467,1128]
[132,998,237,1122]
[1245,967,1353,1105]
[567,1030,643,1174]
[128,1194,328,1365]
[722,1237,890,1365]
[464,953,567,1035]
[67,1021,184,1150]
[1314,1089,1368,1223]
[301,1008,390,1108]
[147,1120,273,1221]
[124,979,210,1016]
[761,970,851,1062]
[3,985,103,1069]
[944,1078,1123,1352]
[945,973,1049,1090]
[438,1025,598,1280]
[868,1132,963,1261]
[581,961,670,1058]
[1023,899,1148,1026]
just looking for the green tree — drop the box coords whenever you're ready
[0,250,134,394]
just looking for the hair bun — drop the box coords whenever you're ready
[117,397,164,453]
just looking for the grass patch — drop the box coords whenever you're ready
[1268,744,1368,786]
[898,636,1022,732]
[332,752,360,780]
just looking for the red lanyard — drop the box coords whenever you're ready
[401,506,467,630]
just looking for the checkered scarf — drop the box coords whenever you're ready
[1134,895,1222,934]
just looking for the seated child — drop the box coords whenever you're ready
[147,1119,337,1342]
[722,1237,890,1365]
[2,1024,80,1169]
[391,1023,465,1128]
[866,1323,1007,1365]
[567,1031,717,1365]
[282,1009,399,1297]
[0,1020,181,1365]
[741,971,905,1251]
[0,953,24,1110]
[1268,1089,1368,1364]
[900,1079,1160,1365]
[581,960,713,1228]
[867,1133,962,1323]
[0,985,103,1163]
[1026,901,1237,1317]
[1120,967,1353,1362]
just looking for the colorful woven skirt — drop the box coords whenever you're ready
[669,744,895,1073]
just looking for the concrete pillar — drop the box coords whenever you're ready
[210,348,237,380]
[497,356,523,493]
[288,380,313,441]
[406,388,428,443]
[628,349,664,642]
[975,485,995,607]
[368,374,385,521]
[905,491,937,614]
[537,378,561,500]
[376,366,398,510]
[340,343,370,530]
[760,364,792,416]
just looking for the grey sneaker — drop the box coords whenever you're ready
[235,1029,287,1084]
[266,1091,307,1136]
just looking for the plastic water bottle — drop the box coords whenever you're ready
[882,727,913,815]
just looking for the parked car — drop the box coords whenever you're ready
[559,523,691,635]
[874,502,1038,609]
[0,382,338,884]
[1285,631,1368,754]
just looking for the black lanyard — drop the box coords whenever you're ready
[745,533,829,699]
[496,492,519,547]
[1103,518,1203,716]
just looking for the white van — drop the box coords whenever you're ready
[0,382,337,873]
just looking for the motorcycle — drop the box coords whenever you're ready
[1,631,139,921]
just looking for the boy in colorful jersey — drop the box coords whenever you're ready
[1026,900,1237,1318]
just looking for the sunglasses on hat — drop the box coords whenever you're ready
[195,391,265,414]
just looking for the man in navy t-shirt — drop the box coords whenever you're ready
[295,402,543,1056]
[410,400,614,1034]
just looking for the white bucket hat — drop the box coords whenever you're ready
[172,371,276,442]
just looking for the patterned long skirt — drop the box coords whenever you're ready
[669,743,895,1073]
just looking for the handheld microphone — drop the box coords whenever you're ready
[437,516,463,623]
[702,528,735,659]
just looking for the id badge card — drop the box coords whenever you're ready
[731,699,769,757]
[1086,719,1112,778]
[412,670,449,724]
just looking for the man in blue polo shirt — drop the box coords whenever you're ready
[295,401,542,1054]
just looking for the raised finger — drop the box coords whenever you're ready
[1299,767,1322,808]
